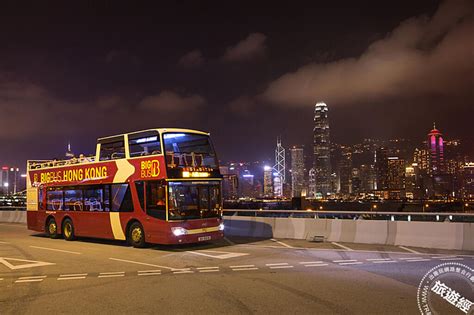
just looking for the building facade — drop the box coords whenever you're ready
[313,102,332,197]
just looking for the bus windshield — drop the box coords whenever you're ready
[163,133,218,169]
[168,181,221,220]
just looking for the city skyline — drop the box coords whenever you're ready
[0,1,473,166]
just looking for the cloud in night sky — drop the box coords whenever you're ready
[178,49,204,68]
[262,0,474,107]
[138,90,206,112]
[222,33,267,62]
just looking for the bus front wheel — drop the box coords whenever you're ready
[62,219,76,241]
[128,222,146,248]
[46,218,59,239]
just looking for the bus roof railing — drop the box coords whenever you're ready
[27,155,96,171]
[222,209,474,217]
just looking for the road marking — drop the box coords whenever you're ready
[15,275,47,283]
[299,261,324,264]
[372,260,397,264]
[60,273,88,277]
[399,257,424,260]
[265,263,289,266]
[270,239,294,248]
[0,241,10,244]
[186,250,249,260]
[100,272,125,275]
[98,272,125,278]
[331,242,353,251]
[138,270,162,276]
[0,278,3,280]
[0,257,55,270]
[269,265,294,269]
[333,259,357,263]
[229,265,255,268]
[196,267,219,270]
[366,258,392,261]
[405,259,431,262]
[58,276,86,281]
[339,262,363,265]
[432,256,457,259]
[232,267,259,271]
[439,258,463,261]
[109,258,176,270]
[29,245,81,255]
[199,269,219,273]
[398,246,421,254]
[304,264,328,267]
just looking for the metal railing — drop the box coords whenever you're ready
[222,209,474,222]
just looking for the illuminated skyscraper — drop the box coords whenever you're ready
[65,141,74,158]
[428,123,445,174]
[273,137,286,197]
[313,102,331,196]
[263,166,273,198]
[290,146,304,197]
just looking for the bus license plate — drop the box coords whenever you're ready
[198,236,211,241]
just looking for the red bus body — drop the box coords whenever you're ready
[26,128,224,245]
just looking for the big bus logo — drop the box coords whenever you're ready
[140,160,160,178]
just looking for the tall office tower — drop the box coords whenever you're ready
[413,148,430,172]
[263,166,273,198]
[273,137,286,197]
[428,123,445,174]
[313,102,331,197]
[375,147,389,191]
[308,168,316,198]
[65,141,74,158]
[387,157,406,192]
[338,147,352,194]
[290,146,304,198]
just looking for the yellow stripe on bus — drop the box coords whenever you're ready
[109,212,126,240]
[186,226,220,235]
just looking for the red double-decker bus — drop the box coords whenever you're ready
[26,128,224,247]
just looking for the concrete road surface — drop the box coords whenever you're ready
[0,223,473,314]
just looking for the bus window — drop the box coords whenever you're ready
[64,188,83,211]
[99,138,125,161]
[129,131,161,157]
[111,184,133,212]
[145,181,166,220]
[135,181,145,210]
[47,188,63,211]
[84,186,108,212]
[38,188,45,210]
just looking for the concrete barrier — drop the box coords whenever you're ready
[0,210,27,224]
[224,215,474,251]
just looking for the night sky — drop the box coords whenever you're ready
[1,0,473,167]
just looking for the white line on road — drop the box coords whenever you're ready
[366,258,392,261]
[333,259,357,263]
[265,263,289,266]
[138,270,161,273]
[98,274,125,278]
[0,278,3,280]
[173,270,194,274]
[0,241,10,244]
[270,239,294,248]
[15,279,44,283]
[109,258,176,270]
[331,242,353,251]
[398,246,421,254]
[18,275,47,279]
[432,256,457,259]
[299,261,324,264]
[59,273,88,277]
[199,269,220,273]
[138,272,161,276]
[269,265,294,269]
[99,271,125,275]
[398,257,424,260]
[405,259,431,262]
[304,264,328,267]
[440,258,464,261]
[232,268,259,271]
[339,262,363,265]
[29,246,81,255]
[229,265,255,268]
[196,267,219,270]
[372,260,397,264]
[224,237,235,245]
[58,276,86,281]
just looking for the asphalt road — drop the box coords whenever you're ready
[0,223,473,314]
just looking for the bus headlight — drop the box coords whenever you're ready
[218,223,225,231]
[171,227,188,236]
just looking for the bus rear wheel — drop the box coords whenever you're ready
[46,218,59,239]
[62,219,76,241]
[128,222,146,248]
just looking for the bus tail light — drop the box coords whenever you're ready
[171,227,188,236]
